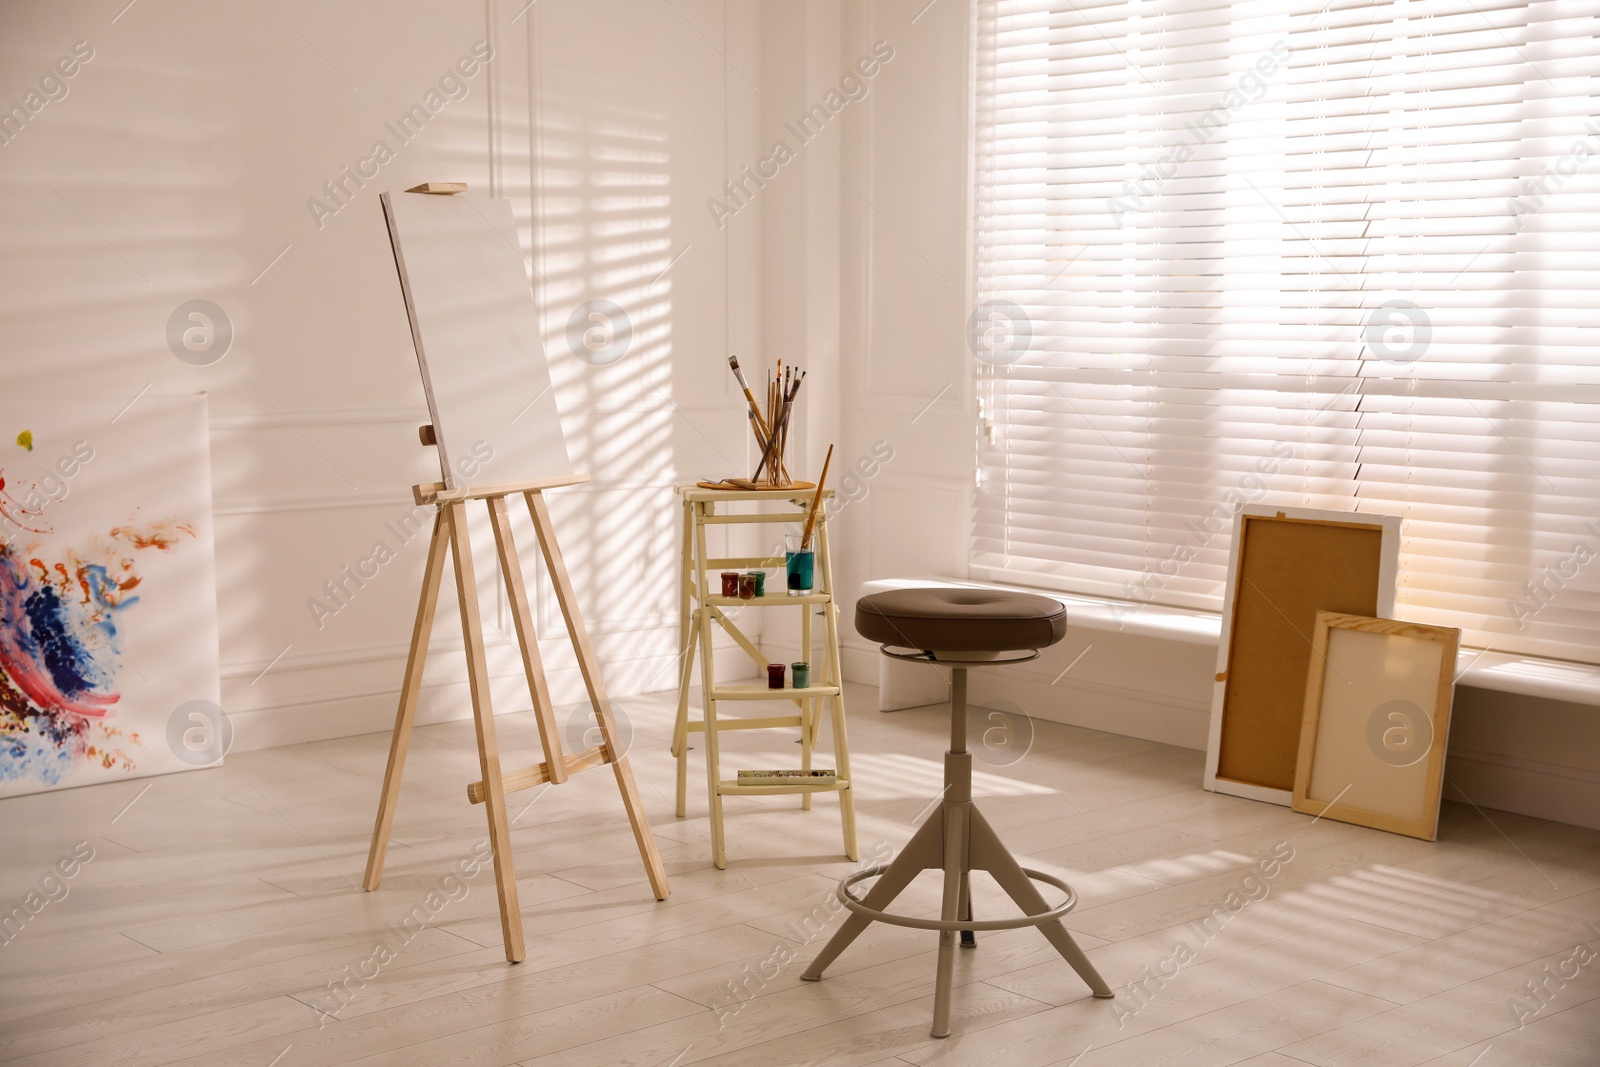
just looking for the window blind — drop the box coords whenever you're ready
[972,0,1600,663]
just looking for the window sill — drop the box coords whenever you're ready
[859,577,1600,708]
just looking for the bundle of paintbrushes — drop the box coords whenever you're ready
[725,356,808,489]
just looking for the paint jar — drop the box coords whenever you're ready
[749,570,766,597]
[791,661,810,689]
[738,573,757,600]
[767,663,786,689]
[720,571,740,597]
[785,534,815,596]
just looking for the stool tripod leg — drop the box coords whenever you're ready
[930,803,967,1038]
[801,807,943,981]
[969,806,1112,998]
[959,872,975,948]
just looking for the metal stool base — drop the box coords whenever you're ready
[800,666,1113,1039]
[835,861,1078,931]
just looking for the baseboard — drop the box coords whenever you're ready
[968,670,1211,751]
[765,634,1211,750]
[1444,747,1600,831]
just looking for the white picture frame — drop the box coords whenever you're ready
[1203,503,1401,806]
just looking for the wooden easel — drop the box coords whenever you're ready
[363,426,669,963]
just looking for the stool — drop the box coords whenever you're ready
[800,587,1113,1038]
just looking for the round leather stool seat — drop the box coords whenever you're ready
[855,587,1067,653]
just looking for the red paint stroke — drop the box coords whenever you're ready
[0,469,51,537]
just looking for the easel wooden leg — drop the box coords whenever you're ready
[526,491,671,901]
[364,508,449,891]
[447,501,527,963]
[486,497,567,783]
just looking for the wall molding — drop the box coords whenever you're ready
[225,636,754,752]
[215,475,713,526]
[220,637,427,680]
[213,477,689,517]
[222,604,685,682]
[209,408,427,430]
[209,396,736,433]
[213,490,422,516]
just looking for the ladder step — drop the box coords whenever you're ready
[685,715,802,732]
[711,684,840,700]
[700,513,807,524]
[705,594,831,606]
[719,778,850,795]
[468,744,608,804]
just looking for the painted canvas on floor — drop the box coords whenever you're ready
[0,396,222,796]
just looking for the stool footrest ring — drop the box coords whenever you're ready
[836,863,1078,932]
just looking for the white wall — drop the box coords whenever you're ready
[753,0,978,679]
[0,0,770,751]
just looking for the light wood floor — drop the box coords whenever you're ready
[2,682,1597,1066]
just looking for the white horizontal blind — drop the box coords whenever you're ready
[973,0,1600,662]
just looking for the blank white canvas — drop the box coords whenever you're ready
[382,191,571,490]
[1308,627,1445,824]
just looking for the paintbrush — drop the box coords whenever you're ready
[729,356,778,463]
[729,356,773,439]
[800,444,834,550]
[753,394,792,481]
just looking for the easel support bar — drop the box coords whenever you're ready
[413,473,591,505]
[467,744,610,804]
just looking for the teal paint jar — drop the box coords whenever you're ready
[785,534,814,595]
